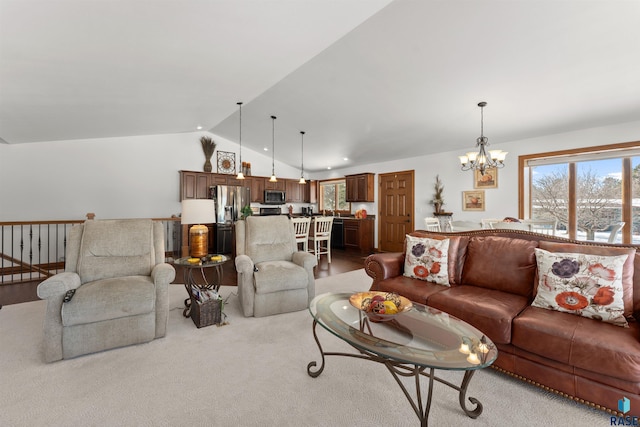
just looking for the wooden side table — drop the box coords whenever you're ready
[433,212,453,232]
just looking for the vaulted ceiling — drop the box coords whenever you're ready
[2,0,639,172]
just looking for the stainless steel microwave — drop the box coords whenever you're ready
[264,190,286,205]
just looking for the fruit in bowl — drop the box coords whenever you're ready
[349,291,413,322]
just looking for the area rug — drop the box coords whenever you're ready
[0,269,609,426]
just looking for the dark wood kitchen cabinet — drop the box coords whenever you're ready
[343,218,374,253]
[264,178,286,191]
[180,170,310,203]
[286,179,305,203]
[345,173,374,202]
[303,180,317,203]
[180,171,211,200]
[249,177,265,203]
[210,175,229,186]
[226,175,248,187]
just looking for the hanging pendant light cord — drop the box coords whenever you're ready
[480,103,484,140]
[238,102,243,164]
[301,131,304,176]
[271,116,276,176]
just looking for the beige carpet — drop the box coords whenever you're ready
[0,269,608,426]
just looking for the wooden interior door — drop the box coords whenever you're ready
[378,170,414,252]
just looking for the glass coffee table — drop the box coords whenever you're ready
[307,292,498,426]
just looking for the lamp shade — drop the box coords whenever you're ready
[181,200,216,225]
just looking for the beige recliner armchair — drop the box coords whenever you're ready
[235,216,317,317]
[36,219,176,362]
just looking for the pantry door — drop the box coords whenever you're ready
[378,170,414,252]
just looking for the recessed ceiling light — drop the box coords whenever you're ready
[196,126,202,130]
[343,157,348,161]
[264,147,269,151]
[327,166,332,170]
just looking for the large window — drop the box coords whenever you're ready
[522,142,640,244]
[318,179,349,214]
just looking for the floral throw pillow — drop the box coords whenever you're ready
[403,235,450,285]
[532,248,629,327]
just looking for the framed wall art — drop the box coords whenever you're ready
[462,190,485,211]
[217,151,236,174]
[473,167,498,189]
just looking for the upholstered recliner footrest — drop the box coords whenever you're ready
[254,261,309,294]
[61,276,155,326]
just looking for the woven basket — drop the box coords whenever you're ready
[188,286,223,328]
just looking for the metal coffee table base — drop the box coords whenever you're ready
[306,319,483,427]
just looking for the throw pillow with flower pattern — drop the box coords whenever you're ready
[532,248,629,327]
[403,235,449,285]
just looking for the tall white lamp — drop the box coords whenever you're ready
[181,199,216,258]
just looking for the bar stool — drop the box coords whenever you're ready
[291,217,311,252]
[309,216,334,263]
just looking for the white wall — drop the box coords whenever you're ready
[0,132,301,221]
[2,120,639,223]
[314,119,640,233]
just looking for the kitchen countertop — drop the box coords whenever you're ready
[288,214,374,220]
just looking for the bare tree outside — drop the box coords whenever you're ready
[532,165,621,240]
[532,167,569,226]
[633,163,640,234]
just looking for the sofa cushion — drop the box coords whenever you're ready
[532,248,628,327]
[77,219,155,283]
[513,306,640,383]
[374,276,448,305]
[254,261,308,294]
[539,241,636,318]
[461,236,538,298]
[427,285,529,344]
[408,232,469,285]
[61,276,155,326]
[403,235,449,285]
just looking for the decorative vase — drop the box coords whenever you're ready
[434,202,442,214]
[200,136,216,173]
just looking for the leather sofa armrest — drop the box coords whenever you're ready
[151,263,176,285]
[365,252,405,290]
[37,272,81,299]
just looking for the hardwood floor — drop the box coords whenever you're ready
[1,249,372,306]
[176,248,370,287]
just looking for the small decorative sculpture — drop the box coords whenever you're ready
[432,175,444,213]
[200,136,216,172]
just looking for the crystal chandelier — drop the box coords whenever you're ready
[458,102,507,176]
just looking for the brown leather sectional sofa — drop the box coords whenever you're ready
[364,229,640,414]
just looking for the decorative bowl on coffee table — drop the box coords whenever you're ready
[349,291,413,322]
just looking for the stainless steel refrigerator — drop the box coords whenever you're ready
[210,185,251,254]
[210,185,251,224]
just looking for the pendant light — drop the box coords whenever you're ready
[458,102,507,176]
[236,102,245,180]
[269,115,277,182]
[298,131,306,184]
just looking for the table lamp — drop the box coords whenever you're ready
[181,199,216,258]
